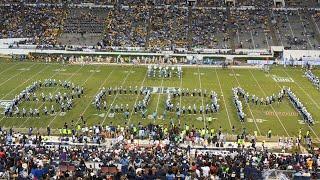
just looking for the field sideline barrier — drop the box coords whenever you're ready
[3,133,311,154]
[3,38,319,62]
[0,127,314,144]
[71,62,264,69]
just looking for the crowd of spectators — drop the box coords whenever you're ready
[0,122,319,179]
[148,6,188,49]
[236,0,274,8]
[191,9,229,49]
[29,54,189,65]
[271,9,320,50]
[1,1,320,50]
[0,4,66,45]
[63,7,108,34]
[1,0,318,7]
[102,6,149,47]
[231,9,276,49]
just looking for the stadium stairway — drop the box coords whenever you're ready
[227,7,236,50]
[307,10,320,44]
[187,5,193,50]
[145,5,153,49]
[268,9,280,46]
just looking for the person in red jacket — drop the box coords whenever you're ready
[0,149,5,159]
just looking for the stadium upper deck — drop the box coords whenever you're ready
[1,0,320,50]
[0,0,318,7]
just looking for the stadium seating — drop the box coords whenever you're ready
[1,1,319,50]
[0,125,319,179]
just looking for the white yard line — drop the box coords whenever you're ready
[274,69,320,142]
[0,66,51,100]
[231,69,262,135]
[100,66,133,126]
[178,72,183,125]
[305,124,320,143]
[197,66,206,128]
[155,78,164,113]
[127,71,148,125]
[0,63,19,76]
[214,68,232,130]
[18,66,84,128]
[74,69,115,126]
[47,68,99,127]
[282,69,320,110]
[249,70,290,137]
[0,64,36,88]
[0,65,56,124]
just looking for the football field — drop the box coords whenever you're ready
[0,60,319,140]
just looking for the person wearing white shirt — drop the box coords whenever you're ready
[201,165,210,177]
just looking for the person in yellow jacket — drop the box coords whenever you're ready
[267,129,272,138]
[306,130,310,138]
[133,126,137,134]
[298,128,302,136]
[201,129,205,138]
[185,124,189,133]
[62,128,67,135]
[164,127,168,135]
[237,139,241,147]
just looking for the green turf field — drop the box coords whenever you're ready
[0,60,319,140]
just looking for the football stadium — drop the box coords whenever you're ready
[0,0,319,179]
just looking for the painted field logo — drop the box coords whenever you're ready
[265,111,298,117]
[93,113,105,118]
[124,71,135,74]
[229,73,240,77]
[196,117,217,122]
[89,70,101,73]
[144,87,180,94]
[247,118,268,123]
[193,73,205,76]
[53,69,66,72]
[17,68,30,71]
[271,75,294,83]
[298,119,319,125]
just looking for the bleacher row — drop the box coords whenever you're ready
[1,2,320,50]
[0,124,319,179]
[63,7,107,34]
[0,0,318,7]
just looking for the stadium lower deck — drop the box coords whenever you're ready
[0,60,319,141]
